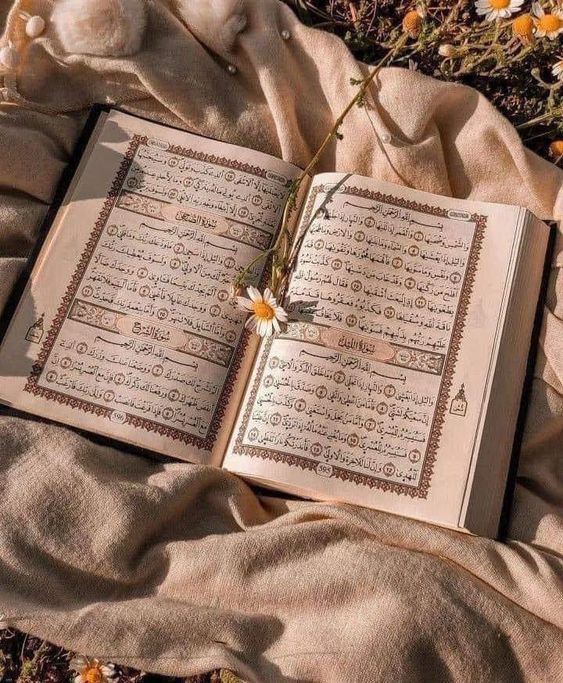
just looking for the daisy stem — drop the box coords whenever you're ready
[516,104,563,129]
[444,0,469,28]
[234,31,408,296]
[454,19,500,74]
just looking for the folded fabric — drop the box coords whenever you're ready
[0,1,562,681]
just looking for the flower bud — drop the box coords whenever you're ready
[549,140,563,159]
[512,14,534,44]
[438,43,456,58]
[402,10,423,38]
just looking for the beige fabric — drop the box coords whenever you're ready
[1,1,562,681]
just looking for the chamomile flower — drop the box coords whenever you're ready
[549,140,563,159]
[69,656,116,683]
[512,13,535,42]
[552,56,563,79]
[236,286,288,336]
[475,0,524,22]
[402,9,424,38]
[532,2,563,38]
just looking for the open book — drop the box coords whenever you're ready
[0,109,550,537]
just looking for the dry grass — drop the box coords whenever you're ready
[286,0,563,161]
[0,628,224,683]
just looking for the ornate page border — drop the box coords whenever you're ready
[24,134,271,453]
[233,183,486,498]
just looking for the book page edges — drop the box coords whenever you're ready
[461,211,550,536]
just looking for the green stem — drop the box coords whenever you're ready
[234,32,408,296]
[516,105,563,130]
[454,19,500,75]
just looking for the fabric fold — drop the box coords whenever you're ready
[0,1,562,680]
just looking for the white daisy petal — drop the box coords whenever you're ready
[236,296,253,311]
[74,675,83,683]
[263,287,274,302]
[245,315,257,330]
[70,657,89,670]
[246,286,262,302]
[236,287,288,336]
[532,2,544,17]
[474,0,524,23]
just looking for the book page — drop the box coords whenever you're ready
[0,109,302,464]
[224,173,526,527]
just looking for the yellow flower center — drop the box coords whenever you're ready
[402,10,422,35]
[549,140,563,157]
[490,0,510,8]
[512,14,534,36]
[82,667,103,683]
[252,301,275,320]
[537,14,561,32]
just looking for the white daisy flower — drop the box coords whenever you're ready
[552,56,563,79]
[236,286,288,337]
[475,0,524,22]
[69,655,116,683]
[532,2,563,38]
